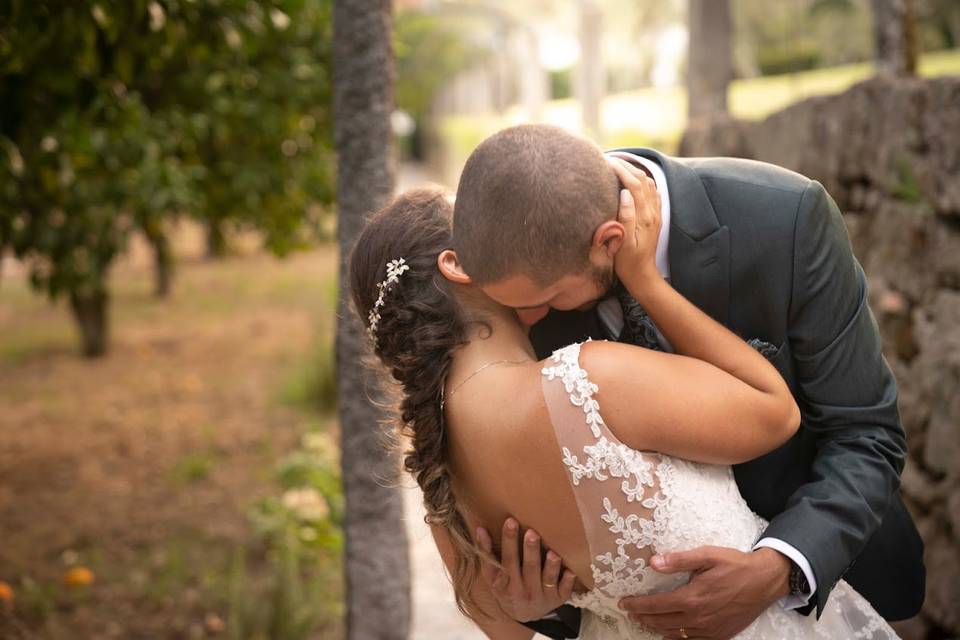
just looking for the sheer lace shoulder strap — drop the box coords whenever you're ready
[541,342,670,600]
[540,341,608,440]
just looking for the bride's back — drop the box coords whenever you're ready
[444,345,666,596]
[446,343,760,632]
[444,342,750,623]
[444,356,599,589]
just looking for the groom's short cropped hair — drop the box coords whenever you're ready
[452,124,619,287]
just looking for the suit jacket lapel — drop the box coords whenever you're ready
[612,147,731,326]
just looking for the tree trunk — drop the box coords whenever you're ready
[870,0,918,77]
[69,289,109,358]
[687,0,732,121]
[333,1,411,639]
[205,217,228,259]
[578,0,604,139]
[145,225,173,298]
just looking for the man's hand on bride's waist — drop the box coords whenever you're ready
[618,545,791,639]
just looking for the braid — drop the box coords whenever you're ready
[348,188,497,618]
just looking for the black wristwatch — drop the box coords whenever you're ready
[789,561,810,597]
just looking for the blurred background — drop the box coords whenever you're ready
[0,0,957,639]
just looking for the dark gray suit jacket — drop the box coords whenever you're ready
[526,149,925,637]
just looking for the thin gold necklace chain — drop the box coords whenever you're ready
[441,358,529,408]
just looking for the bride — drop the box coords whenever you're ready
[347,183,898,639]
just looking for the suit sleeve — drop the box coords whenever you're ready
[758,180,907,617]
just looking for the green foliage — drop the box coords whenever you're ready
[257,430,343,532]
[735,0,873,75]
[0,0,335,355]
[809,0,856,15]
[890,157,923,203]
[549,68,574,100]
[3,4,185,307]
[142,540,191,605]
[166,0,336,256]
[395,10,489,120]
[226,429,342,639]
[757,41,822,76]
[736,0,960,78]
[278,335,337,415]
[172,451,215,485]
[3,91,143,300]
[917,0,960,50]
[13,576,60,625]
[224,531,338,640]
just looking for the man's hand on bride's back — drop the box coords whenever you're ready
[606,157,662,289]
[476,518,577,623]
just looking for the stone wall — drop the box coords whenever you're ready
[680,75,960,639]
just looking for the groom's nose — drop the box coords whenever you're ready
[516,306,550,326]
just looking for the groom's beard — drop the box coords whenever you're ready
[591,264,616,299]
[578,264,616,310]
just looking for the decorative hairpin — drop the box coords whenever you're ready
[367,257,410,344]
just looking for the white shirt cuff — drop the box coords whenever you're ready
[753,537,817,610]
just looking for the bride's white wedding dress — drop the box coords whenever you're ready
[541,342,899,639]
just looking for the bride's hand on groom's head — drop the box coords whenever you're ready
[605,157,662,290]
[475,519,576,623]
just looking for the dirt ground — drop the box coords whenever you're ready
[0,226,342,639]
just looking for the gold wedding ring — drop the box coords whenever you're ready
[542,581,556,588]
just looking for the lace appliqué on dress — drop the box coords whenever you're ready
[542,343,671,603]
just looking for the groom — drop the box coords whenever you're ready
[449,124,925,638]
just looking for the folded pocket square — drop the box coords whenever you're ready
[747,338,779,359]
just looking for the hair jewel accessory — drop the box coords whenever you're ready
[367,257,410,343]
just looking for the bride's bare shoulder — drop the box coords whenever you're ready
[561,339,661,383]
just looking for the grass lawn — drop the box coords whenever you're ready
[0,228,343,639]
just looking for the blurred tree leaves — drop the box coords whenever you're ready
[0,0,334,355]
[395,11,488,120]
[734,0,959,77]
[393,9,491,160]
[734,0,871,75]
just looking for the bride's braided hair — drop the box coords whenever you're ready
[348,187,491,617]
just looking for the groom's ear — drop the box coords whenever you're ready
[591,220,625,261]
[438,249,473,284]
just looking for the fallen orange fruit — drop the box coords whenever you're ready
[0,580,13,603]
[63,567,95,588]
